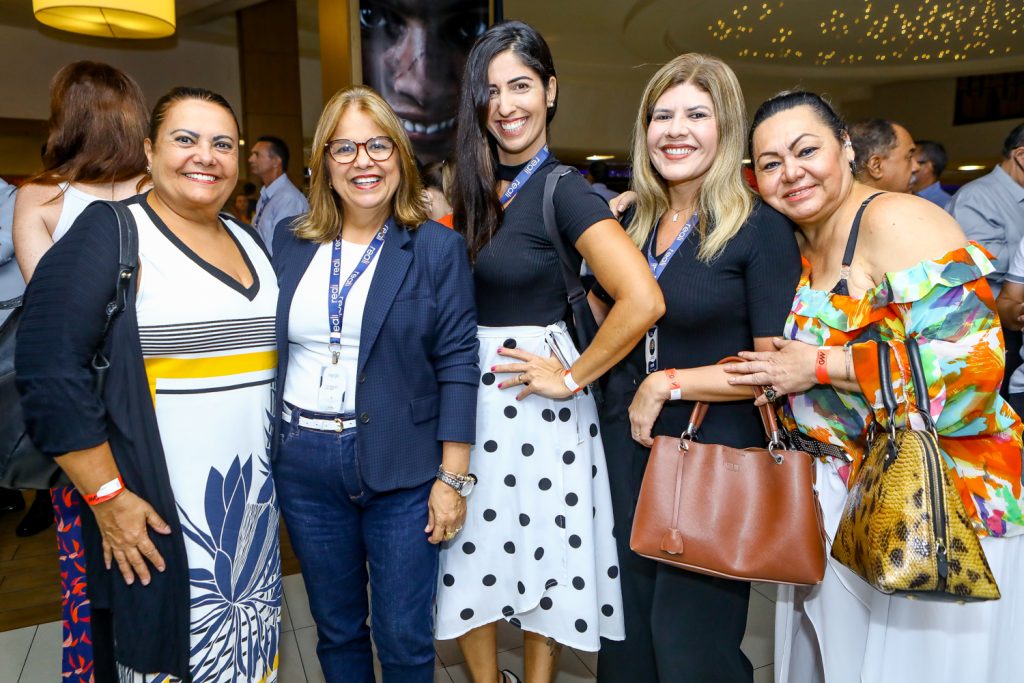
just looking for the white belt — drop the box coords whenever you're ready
[283,407,357,433]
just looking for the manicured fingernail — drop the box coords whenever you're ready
[498,382,505,389]
[490,366,496,371]
[126,576,134,585]
[496,348,503,354]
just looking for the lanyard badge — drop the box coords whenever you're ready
[500,145,550,208]
[644,212,698,373]
[319,225,388,412]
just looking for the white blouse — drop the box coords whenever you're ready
[282,238,380,414]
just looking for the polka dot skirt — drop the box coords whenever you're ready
[435,325,625,651]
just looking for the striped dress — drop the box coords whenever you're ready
[118,202,281,683]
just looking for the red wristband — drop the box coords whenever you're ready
[815,347,831,384]
[84,476,125,506]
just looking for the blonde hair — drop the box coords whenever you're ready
[294,85,427,242]
[627,53,753,262]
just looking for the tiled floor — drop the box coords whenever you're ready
[0,571,777,682]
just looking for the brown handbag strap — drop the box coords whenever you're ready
[682,355,783,447]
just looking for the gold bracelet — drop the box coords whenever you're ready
[844,345,853,381]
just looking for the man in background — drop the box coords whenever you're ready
[849,118,919,193]
[588,161,618,202]
[953,123,1024,395]
[911,139,952,207]
[249,136,308,255]
[0,178,25,514]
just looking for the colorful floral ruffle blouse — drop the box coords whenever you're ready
[784,243,1024,538]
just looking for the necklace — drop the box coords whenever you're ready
[669,206,693,222]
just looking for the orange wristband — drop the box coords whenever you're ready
[665,368,682,401]
[84,476,125,506]
[815,347,831,384]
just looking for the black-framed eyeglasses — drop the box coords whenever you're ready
[324,136,396,163]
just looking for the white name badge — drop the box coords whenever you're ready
[317,363,347,413]
[645,326,659,374]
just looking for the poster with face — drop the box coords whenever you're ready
[359,0,494,165]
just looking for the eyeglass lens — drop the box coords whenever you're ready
[327,137,395,162]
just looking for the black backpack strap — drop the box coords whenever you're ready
[542,165,586,308]
[91,201,139,388]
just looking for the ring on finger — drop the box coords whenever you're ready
[764,385,779,402]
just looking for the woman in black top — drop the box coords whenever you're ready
[434,21,663,683]
[594,54,801,683]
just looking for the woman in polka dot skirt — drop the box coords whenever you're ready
[435,20,664,683]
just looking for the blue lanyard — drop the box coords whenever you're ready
[328,225,388,359]
[500,145,550,207]
[646,212,698,280]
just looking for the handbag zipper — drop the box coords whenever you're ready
[920,433,948,591]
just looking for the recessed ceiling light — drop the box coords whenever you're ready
[586,155,616,161]
[957,164,986,171]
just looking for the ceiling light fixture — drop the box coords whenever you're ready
[956,164,986,171]
[586,155,616,161]
[33,0,176,39]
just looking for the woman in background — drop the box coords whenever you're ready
[12,60,149,683]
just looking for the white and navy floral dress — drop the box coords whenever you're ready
[118,202,281,683]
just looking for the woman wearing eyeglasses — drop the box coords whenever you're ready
[269,86,479,683]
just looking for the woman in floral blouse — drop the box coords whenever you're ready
[727,91,1022,683]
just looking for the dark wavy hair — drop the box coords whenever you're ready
[451,20,558,261]
[30,61,148,186]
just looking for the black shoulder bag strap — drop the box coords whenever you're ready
[542,165,602,403]
[91,200,139,393]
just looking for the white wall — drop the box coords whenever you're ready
[0,24,242,119]
[0,23,242,175]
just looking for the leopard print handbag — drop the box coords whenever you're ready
[831,338,1000,601]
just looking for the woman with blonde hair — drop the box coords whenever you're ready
[270,84,478,682]
[595,53,801,682]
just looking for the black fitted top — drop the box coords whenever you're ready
[601,201,802,448]
[474,155,613,326]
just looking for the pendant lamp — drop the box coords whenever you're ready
[33,0,176,39]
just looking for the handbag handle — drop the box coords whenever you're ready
[905,336,937,433]
[682,356,783,451]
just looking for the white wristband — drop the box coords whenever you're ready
[563,369,581,394]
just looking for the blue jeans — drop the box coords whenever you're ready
[274,421,438,683]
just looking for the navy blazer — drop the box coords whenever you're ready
[271,216,479,491]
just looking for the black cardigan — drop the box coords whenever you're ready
[16,197,192,679]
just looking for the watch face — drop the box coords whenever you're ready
[460,478,475,497]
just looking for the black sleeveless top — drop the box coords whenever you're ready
[830,192,885,296]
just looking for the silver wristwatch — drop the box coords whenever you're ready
[436,467,477,497]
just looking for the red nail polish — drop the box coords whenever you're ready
[490,366,496,371]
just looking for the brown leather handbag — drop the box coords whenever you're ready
[630,361,827,585]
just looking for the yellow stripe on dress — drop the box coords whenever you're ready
[143,350,277,404]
